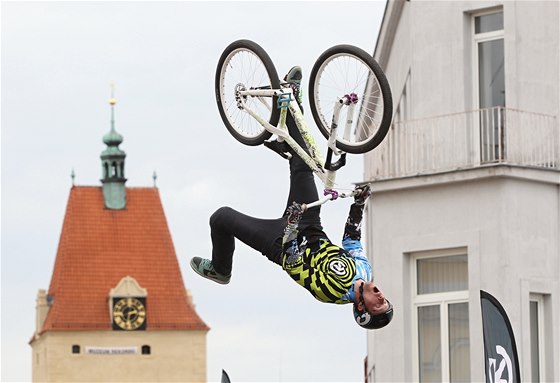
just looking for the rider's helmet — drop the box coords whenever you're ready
[353,282,394,330]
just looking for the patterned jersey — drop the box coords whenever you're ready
[282,235,371,304]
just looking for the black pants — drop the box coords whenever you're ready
[210,112,324,276]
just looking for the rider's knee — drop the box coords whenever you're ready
[210,206,234,228]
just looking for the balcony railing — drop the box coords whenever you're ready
[366,107,559,180]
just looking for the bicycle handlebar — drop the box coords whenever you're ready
[302,189,358,211]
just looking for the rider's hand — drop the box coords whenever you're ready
[286,202,304,225]
[354,185,371,205]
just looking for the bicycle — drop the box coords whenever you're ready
[215,39,393,209]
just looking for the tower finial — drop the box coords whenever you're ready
[109,82,116,106]
[109,82,117,134]
[153,171,158,188]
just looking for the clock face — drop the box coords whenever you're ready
[112,297,147,331]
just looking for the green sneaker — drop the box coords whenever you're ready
[284,66,302,84]
[190,257,231,285]
[283,66,303,104]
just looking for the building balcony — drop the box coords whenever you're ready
[366,107,559,181]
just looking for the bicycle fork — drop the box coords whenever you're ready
[304,95,359,211]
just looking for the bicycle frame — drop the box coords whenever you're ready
[237,86,358,209]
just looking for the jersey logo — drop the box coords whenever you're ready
[329,259,347,276]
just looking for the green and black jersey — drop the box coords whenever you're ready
[281,203,372,304]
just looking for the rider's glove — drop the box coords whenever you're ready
[283,202,303,245]
[354,184,371,205]
[286,202,304,225]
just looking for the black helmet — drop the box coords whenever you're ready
[353,300,394,329]
[353,281,394,330]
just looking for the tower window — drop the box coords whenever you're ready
[72,345,80,354]
[141,345,151,355]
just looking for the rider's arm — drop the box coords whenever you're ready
[282,202,305,267]
[343,185,371,242]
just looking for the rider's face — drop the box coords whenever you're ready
[360,281,389,314]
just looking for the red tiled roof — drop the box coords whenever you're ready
[41,186,208,333]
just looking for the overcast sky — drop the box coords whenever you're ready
[1,2,386,381]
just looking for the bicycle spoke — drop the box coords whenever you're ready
[219,47,276,139]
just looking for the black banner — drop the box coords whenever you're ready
[480,290,521,383]
[221,369,231,383]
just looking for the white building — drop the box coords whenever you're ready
[364,1,559,382]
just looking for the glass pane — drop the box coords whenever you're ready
[475,12,504,33]
[530,301,540,382]
[418,305,441,382]
[417,255,468,294]
[478,39,505,109]
[478,39,505,163]
[449,303,470,382]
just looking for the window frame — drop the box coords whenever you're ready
[471,8,505,164]
[472,8,505,111]
[411,250,470,382]
[529,294,546,382]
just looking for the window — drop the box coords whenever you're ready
[394,71,411,124]
[473,10,505,162]
[389,70,411,176]
[141,345,151,355]
[413,252,470,382]
[72,345,80,354]
[530,294,545,382]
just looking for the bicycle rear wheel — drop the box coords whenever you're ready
[309,45,393,154]
[215,40,280,146]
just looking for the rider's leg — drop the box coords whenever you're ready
[205,102,323,277]
[283,110,322,232]
[209,207,285,276]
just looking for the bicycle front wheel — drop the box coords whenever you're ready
[309,45,393,154]
[215,40,280,146]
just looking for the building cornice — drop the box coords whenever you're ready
[369,164,560,193]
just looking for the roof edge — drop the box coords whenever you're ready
[374,0,406,69]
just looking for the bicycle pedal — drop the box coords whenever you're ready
[277,92,292,109]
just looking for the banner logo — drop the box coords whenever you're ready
[487,344,513,383]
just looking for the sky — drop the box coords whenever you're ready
[1,1,386,381]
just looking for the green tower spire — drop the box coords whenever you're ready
[100,86,127,209]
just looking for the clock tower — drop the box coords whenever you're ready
[30,95,209,382]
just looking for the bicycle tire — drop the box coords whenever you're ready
[309,45,393,154]
[215,40,280,146]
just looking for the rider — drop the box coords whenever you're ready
[190,67,393,330]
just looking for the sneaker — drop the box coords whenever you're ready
[190,257,231,285]
[284,66,302,84]
[264,139,292,160]
[283,66,303,104]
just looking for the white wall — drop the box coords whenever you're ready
[365,168,559,382]
[367,1,560,381]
